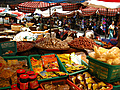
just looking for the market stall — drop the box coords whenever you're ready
[0,0,120,90]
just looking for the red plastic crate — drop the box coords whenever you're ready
[40,79,79,90]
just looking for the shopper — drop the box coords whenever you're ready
[38,20,44,31]
[108,21,115,39]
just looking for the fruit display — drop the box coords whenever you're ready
[0,56,30,88]
[89,46,120,65]
[57,53,87,73]
[68,36,100,50]
[17,41,34,52]
[35,38,70,50]
[69,72,113,90]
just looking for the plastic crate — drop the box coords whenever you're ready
[40,79,79,90]
[110,39,118,45]
[87,56,120,83]
[28,53,68,83]
[0,41,17,56]
[68,59,88,76]
[3,56,28,67]
[113,85,120,90]
[0,56,28,90]
[102,38,110,44]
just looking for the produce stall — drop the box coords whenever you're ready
[0,32,119,90]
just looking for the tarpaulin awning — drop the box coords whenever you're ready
[9,11,25,20]
[81,7,98,16]
[60,3,79,11]
[98,8,118,16]
[83,0,120,9]
[34,5,77,17]
[18,1,58,13]
[53,11,75,17]
[0,8,5,12]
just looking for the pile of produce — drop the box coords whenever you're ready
[30,54,68,80]
[57,53,87,73]
[0,57,29,88]
[17,41,34,52]
[35,38,70,50]
[68,36,100,50]
[69,72,112,90]
[89,46,120,65]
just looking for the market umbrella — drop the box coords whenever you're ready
[7,11,25,20]
[18,1,59,13]
[81,7,98,16]
[82,0,120,39]
[0,8,5,12]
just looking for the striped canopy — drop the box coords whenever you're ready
[18,1,58,13]
[81,7,98,16]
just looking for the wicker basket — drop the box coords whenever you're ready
[11,25,22,31]
[26,23,34,27]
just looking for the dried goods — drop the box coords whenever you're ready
[69,72,112,90]
[57,53,87,73]
[68,36,100,50]
[44,83,70,90]
[17,41,34,52]
[0,57,29,88]
[89,46,120,65]
[35,38,70,50]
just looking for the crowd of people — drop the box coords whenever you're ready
[12,14,119,40]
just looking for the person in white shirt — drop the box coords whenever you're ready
[108,21,115,39]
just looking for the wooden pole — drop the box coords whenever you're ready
[118,14,120,48]
[49,3,51,37]
[105,8,108,39]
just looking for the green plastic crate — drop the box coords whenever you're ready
[28,53,68,83]
[0,86,11,90]
[0,41,17,56]
[87,56,120,83]
[0,56,28,90]
[66,59,88,76]
[112,85,120,90]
